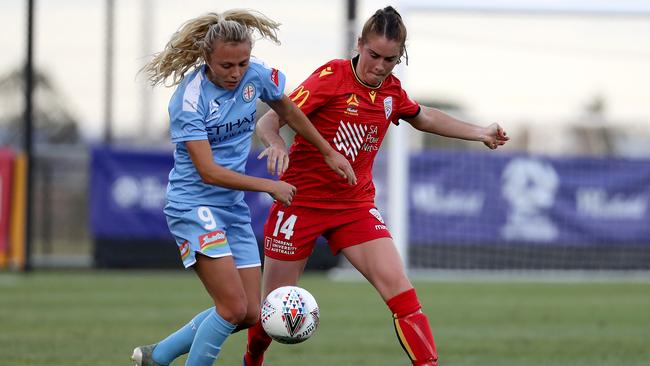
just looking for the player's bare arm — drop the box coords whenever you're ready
[266,96,357,185]
[185,139,296,205]
[256,108,290,176]
[405,105,509,149]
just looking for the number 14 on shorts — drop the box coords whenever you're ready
[273,210,297,240]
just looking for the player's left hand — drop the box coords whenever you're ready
[324,150,357,185]
[482,123,509,150]
[258,144,289,176]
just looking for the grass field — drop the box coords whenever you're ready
[1,271,649,366]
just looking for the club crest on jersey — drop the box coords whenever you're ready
[384,97,393,120]
[369,208,385,224]
[242,82,256,103]
[344,94,360,116]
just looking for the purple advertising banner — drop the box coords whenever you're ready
[90,147,173,239]
[89,146,274,239]
[90,147,650,245]
[407,151,650,245]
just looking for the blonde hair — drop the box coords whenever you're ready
[143,9,281,87]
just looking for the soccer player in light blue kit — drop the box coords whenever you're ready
[132,9,356,366]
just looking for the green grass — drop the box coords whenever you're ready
[1,271,649,366]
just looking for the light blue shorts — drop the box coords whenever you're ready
[164,200,261,269]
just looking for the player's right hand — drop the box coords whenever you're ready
[258,144,289,176]
[324,150,357,185]
[270,180,297,206]
[482,123,509,150]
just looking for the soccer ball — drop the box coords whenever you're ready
[261,286,320,344]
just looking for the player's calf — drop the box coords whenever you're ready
[243,320,272,366]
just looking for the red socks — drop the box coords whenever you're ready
[246,288,437,366]
[387,288,438,366]
[243,321,272,366]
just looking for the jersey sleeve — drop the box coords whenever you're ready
[249,58,286,102]
[396,87,421,120]
[168,75,208,143]
[288,60,341,115]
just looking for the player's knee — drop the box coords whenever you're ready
[239,308,261,329]
[216,301,249,325]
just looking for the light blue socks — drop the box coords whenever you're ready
[152,307,213,365]
[185,309,236,365]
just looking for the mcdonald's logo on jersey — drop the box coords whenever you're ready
[290,85,310,108]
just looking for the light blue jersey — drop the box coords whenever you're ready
[166,58,286,206]
[163,58,286,269]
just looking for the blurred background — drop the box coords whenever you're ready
[2,1,650,365]
[1,0,650,272]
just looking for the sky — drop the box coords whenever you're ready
[1,0,649,144]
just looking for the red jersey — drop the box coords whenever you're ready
[282,58,420,208]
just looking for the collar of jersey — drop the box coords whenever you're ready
[349,56,383,90]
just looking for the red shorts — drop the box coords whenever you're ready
[263,203,392,261]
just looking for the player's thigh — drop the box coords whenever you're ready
[194,254,247,314]
[261,256,308,297]
[342,237,413,301]
[238,265,262,322]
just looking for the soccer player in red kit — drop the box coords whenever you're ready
[245,6,509,366]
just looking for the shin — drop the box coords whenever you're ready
[387,288,438,366]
